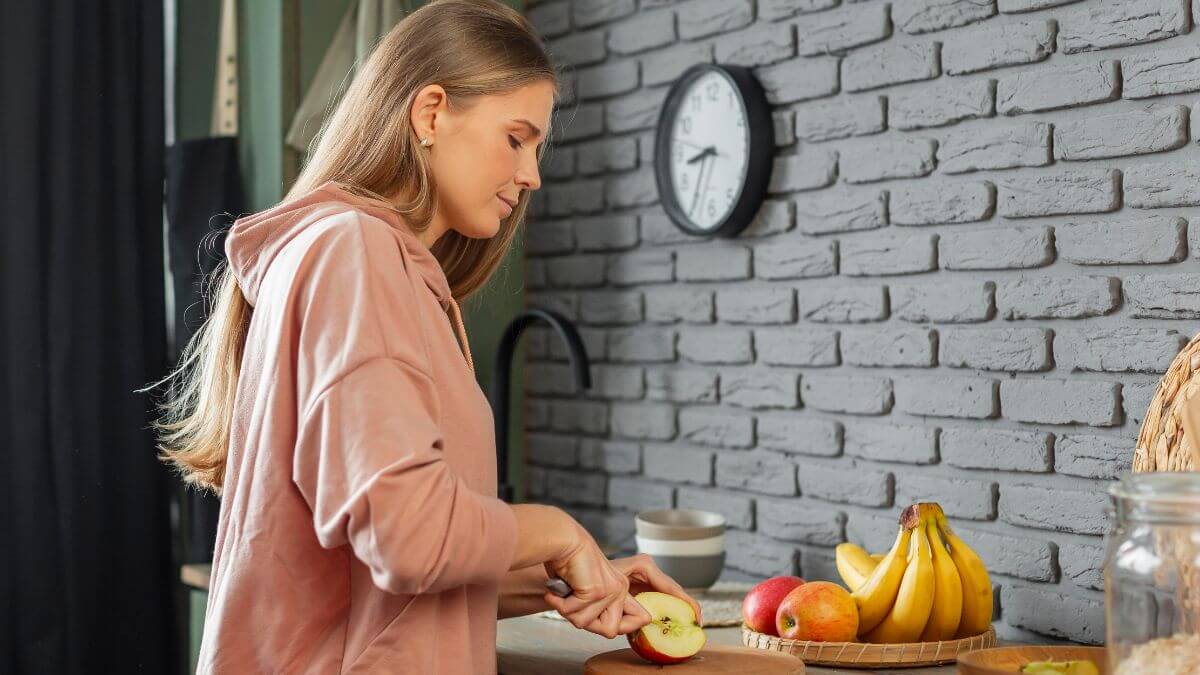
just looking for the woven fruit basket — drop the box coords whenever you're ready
[1134,332,1200,472]
[1126,333,1200,670]
[741,625,996,669]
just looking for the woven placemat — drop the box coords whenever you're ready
[536,580,753,627]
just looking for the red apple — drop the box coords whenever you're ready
[742,575,806,635]
[626,591,706,665]
[775,581,859,642]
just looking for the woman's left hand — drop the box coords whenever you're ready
[609,553,704,626]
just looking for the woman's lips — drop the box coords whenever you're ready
[497,196,513,216]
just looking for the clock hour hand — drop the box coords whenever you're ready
[686,145,717,164]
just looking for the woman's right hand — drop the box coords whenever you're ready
[542,518,651,639]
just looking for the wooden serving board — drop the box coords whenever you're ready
[584,645,805,674]
[958,646,1108,675]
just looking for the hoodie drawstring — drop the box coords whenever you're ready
[444,297,474,375]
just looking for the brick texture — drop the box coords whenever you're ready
[943,20,1055,74]
[523,0,1197,646]
[941,427,1053,472]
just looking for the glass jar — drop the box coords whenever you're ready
[1105,472,1200,674]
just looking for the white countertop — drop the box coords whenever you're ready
[497,614,960,674]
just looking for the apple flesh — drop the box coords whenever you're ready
[742,576,806,636]
[776,581,858,642]
[627,591,706,665]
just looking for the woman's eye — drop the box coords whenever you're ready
[508,135,522,150]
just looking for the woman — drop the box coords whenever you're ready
[149,1,700,673]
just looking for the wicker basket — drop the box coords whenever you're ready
[1134,333,1200,473]
[1131,332,1200,638]
[741,624,996,668]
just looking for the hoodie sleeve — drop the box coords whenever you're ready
[286,212,518,596]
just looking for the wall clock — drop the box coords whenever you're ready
[653,63,774,238]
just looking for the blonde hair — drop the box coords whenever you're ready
[145,0,558,495]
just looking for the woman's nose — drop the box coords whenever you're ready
[517,155,541,192]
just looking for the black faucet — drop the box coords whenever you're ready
[491,307,591,503]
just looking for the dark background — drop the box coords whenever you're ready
[1,1,178,673]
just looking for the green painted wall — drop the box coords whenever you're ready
[175,2,220,142]
[238,1,297,211]
[463,241,527,501]
[300,0,355,89]
[188,589,206,674]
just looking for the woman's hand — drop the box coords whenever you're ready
[610,553,704,626]
[542,520,652,639]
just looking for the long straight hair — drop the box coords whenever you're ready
[145,0,558,495]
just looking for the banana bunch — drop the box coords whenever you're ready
[835,503,992,643]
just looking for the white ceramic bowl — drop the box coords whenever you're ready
[634,509,727,589]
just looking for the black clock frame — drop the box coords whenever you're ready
[653,63,774,238]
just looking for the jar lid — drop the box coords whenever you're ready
[1110,472,1200,500]
[1110,473,1200,522]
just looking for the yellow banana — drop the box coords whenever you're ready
[835,543,879,592]
[869,552,886,563]
[918,516,962,641]
[864,515,935,644]
[851,507,917,635]
[937,513,993,638]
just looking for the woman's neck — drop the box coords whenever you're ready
[416,215,446,250]
[384,183,446,250]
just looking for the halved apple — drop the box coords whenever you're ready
[627,591,706,665]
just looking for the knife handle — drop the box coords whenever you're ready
[544,576,573,598]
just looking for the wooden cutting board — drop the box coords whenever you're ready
[584,645,805,674]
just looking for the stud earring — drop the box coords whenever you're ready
[420,137,432,147]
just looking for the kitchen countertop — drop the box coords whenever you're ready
[497,614,958,675]
[186,564,960,673]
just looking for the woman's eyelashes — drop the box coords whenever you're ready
[508,135,522,150]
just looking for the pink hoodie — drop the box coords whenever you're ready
[196,181,519,674]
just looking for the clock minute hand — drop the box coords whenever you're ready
[689,153,712,217]
[697,154,716,219]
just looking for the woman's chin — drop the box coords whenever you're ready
[458,219,503,240]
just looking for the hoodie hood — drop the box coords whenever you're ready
[224,180,452,309]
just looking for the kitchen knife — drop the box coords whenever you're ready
[544,576,654,627]
[544,576,573,597]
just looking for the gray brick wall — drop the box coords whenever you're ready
[521,0,1200,645]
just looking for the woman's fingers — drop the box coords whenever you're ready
[582,593,651,638]
[543,569,622,616]
[617,593,652,635]
[543,589,593,616]
[544,543,664,639]
[556,594,623,639]
[617,554,704,625]
[547,580,652,638]
[598,598,623,638]
[543,590,611,631]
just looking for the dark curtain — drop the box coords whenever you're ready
[0,1,177,673]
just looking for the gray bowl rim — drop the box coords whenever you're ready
[635,508,727,540]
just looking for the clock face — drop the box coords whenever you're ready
[668,70,750,233]
[654,64,773,238]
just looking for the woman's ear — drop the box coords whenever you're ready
[410,83,449,144]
